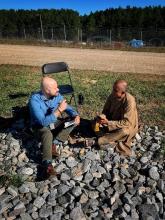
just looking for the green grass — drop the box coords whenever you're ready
[0,64,165,129]
[0,163,24,187]
[0,173,24,187]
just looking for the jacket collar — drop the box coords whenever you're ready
[40,91,49,101]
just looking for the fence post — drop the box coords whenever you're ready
[78,28,79,41]
[23,28,26,39]
[140,30,143,41]
[51,28,54,40]
[109,29,112,45]
[80,29,82,43]
[40,14,44,40]
[64,24,66,41]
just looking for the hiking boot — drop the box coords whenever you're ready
[52,143,60,157]
[46,163,56,176]
[37,162,56,180]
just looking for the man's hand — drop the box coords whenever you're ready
[74,115,80,125]
[97,114,109,125]
[58,99,67,112]
[99,118,109,125]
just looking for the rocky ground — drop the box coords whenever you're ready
[0,119,164,220]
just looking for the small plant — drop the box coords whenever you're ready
[0,171,24,188]
[9,174,24,187]
[0,173,8,187]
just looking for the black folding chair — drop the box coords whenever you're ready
[42,62,78,112]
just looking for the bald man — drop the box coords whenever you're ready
[29,77,80,177]
[97,80,138,156]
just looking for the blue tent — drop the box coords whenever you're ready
[129,39,144,48]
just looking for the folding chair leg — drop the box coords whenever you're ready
[69,94,73,104]
[69,94,78,113]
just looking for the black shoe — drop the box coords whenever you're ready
[37,162,56,181]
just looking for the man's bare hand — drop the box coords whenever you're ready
[100,118,109,125]
[58,99,67,112]
[74,115,80,125]
[97,114,108,125]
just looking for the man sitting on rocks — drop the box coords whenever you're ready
[97,80,138,156]
[29,76,80,177]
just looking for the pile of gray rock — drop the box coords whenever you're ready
[0,122,164,220]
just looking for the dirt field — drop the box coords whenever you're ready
[0,44,165,75]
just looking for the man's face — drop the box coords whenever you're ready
[113,87,125,100]
[49,82,59,97]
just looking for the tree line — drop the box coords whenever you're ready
[0,6,164,38]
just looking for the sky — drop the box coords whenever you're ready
[0,0,164,15]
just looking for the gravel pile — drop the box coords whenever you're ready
[0,121,164,220]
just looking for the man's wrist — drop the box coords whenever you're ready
[54,108,62,118]
[57,107,62,114]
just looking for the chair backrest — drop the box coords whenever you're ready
[41,61,79,111]
[42,62,69,75]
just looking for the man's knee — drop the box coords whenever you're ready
[120,128,130,136]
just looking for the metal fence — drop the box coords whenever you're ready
[0,27,165,47]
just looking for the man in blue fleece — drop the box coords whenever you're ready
[29,76,80,176]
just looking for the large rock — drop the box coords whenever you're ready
[50,213,62,220]
[149,167,160,180]
[72,186,82,197]
[114,181,126,194]
[70,207,86,220]
[20,213,33,220]
[85,151,100,161]
[58,194,72,206]
[39,205,52,218]
[57,184,70,196]
[47,189,57,206]
[84,172,93,183]
[33,197,45,209]
[13,202,26,216]
[60,172,71,181]
[19,184,30,194]
[137,204,159,220]
[31,211,38,219]
[66,157,78,168]
[79,193,88,204]
[21,167,33,176]
[7,186,18,197]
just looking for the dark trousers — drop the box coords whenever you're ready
[37,127,53,161]
[35,119,76,162]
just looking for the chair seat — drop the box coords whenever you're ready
[59,85,74,95]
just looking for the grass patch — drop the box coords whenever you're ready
[0,173,24,188]
[0,163,24,187]
[0,64,165,129]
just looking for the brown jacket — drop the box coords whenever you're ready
[102,92,138,142]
